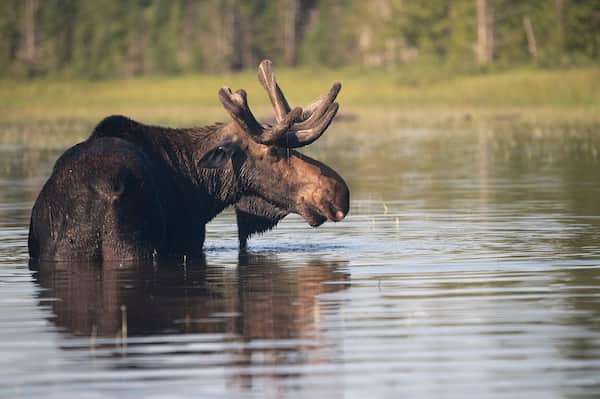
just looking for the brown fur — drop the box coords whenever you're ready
[29,115,348,261]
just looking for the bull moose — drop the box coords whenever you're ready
[28,60,349,261]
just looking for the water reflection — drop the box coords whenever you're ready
[28,255,350,393]
[30,254,349,340]
[4,124,600,397]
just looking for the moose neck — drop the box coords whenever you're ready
[165,126,241,223]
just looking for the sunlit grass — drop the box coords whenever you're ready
[0,65,598,147]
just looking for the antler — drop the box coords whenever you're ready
[257,60,341,148]
[218,86,303,142]
[218,60,341,149]
[218,88,263,135]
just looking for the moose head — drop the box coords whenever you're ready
[199,60,350,247]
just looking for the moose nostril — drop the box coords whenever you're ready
[336,183,350,215]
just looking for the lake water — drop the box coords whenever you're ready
[1,124,600,398]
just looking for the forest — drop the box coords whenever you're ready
[1,0,599,79]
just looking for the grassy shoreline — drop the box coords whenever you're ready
[1,66,598,146]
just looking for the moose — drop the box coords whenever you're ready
[28,60,349,261]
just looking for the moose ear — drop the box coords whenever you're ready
[198,142,238,169]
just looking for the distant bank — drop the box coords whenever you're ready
[1,66,598,145]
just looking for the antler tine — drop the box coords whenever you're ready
[253,59,342,148]
[294,82,341,130]
[277,81,340,147]
[287,102,339,147]
[258,107,303,145]
[257,60,291,122]
[218,87,263,135]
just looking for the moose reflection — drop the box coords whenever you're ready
[30,255,349,340]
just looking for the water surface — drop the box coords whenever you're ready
[1,125,600,398]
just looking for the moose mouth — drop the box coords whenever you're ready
[296,201,346,227]
[299,207,327,227]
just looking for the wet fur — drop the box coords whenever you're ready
[95,115,289,249]
[235,195,289,250]
[29,115,241,261]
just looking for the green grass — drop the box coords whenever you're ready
[1,65,599,145]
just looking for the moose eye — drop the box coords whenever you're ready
[198,144,236,169]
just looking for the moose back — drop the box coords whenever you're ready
[28,60,349,262]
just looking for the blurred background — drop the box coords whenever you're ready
[1,0,599,139]
[1,0,599,77]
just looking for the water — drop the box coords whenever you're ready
[2,125,600,398]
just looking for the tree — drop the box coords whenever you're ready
[476,0,494,65]
[0,0,598,78]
